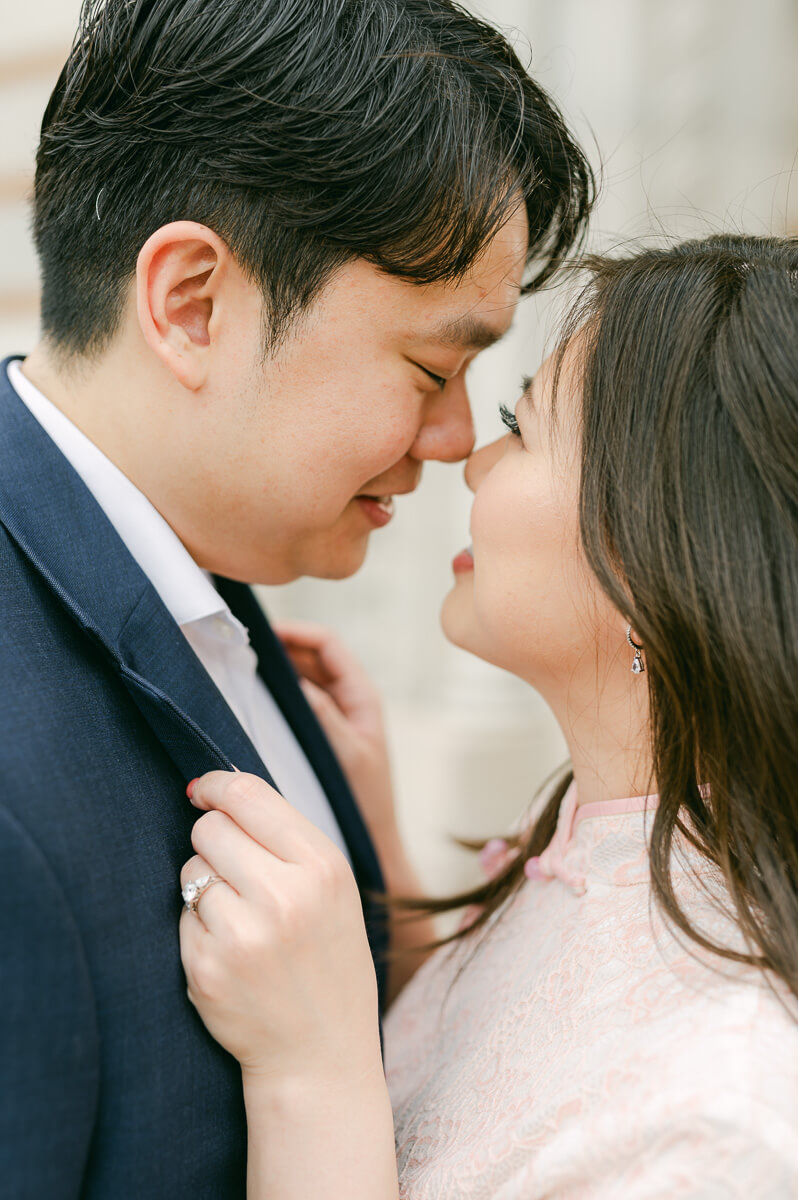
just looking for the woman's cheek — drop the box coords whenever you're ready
[471,481,583,674]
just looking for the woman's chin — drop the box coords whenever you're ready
[440,580,496,663]
[441,585,534,682]
[440,582,474,651]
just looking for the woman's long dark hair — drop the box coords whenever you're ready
[392,234,798,1003]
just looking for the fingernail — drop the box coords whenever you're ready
[186,778,199,800]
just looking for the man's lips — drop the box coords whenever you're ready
[354,480,419,528]
[355,494,395,527]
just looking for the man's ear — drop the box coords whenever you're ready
[136,222,230,390]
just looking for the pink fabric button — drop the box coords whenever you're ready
[479,838,513,880]
[524,855,545,881]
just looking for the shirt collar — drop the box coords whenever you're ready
[7,359,227,629]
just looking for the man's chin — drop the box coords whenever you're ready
[214,547,368,588]
[292,534,372,582]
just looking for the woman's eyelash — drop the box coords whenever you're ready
[499,404,521,437]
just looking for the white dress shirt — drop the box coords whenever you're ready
[7,359,351,863]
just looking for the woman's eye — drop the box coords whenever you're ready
[499,404,521,437]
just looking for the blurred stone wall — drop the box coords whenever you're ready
[2,1,796,895]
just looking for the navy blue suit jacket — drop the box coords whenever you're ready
[0,359,387,1198]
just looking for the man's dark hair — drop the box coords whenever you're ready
[33,0,593,357]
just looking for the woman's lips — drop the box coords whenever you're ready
[452,546,474,574]
[355,495,395,527]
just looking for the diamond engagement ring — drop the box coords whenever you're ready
[182,874,223,913]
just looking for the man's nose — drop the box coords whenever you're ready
[409,378,476,464]
[463,435,507,493]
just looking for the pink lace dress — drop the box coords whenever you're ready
[383,784,798,1198]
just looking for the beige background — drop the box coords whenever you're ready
[2,1,796,895]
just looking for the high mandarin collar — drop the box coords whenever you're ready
[526,782,658,893]
[480,783,714,896]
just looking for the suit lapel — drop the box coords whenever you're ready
[114,585,273,782]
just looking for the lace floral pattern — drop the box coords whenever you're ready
[384,785,798,1198]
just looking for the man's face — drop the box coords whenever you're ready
[178,207,528,583]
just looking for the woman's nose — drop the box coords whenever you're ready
[464,435,507,493]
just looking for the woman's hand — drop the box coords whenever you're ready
[275,620,398,849]
[180,771,400,1200]
[179,770,382,1085]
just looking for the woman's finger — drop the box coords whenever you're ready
[299,677,357,744]
[180,852,217,890]
[276,621,372,691]
[188,771,336,863]
[277,623,381,732]
[190,807,289,900]
[285,645,332,689]
[179,902,215,996]
[274,621,339,685]
[179,850,240,933]
[273,618,337,648]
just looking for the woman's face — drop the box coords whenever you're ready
[441,342,624,694]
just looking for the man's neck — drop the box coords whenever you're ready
[22,342,136,470]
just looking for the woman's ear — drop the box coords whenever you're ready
[136,221,229,390]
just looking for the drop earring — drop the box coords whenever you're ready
[626,625,645,674]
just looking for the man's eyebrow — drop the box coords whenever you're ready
[428,313,509,351]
